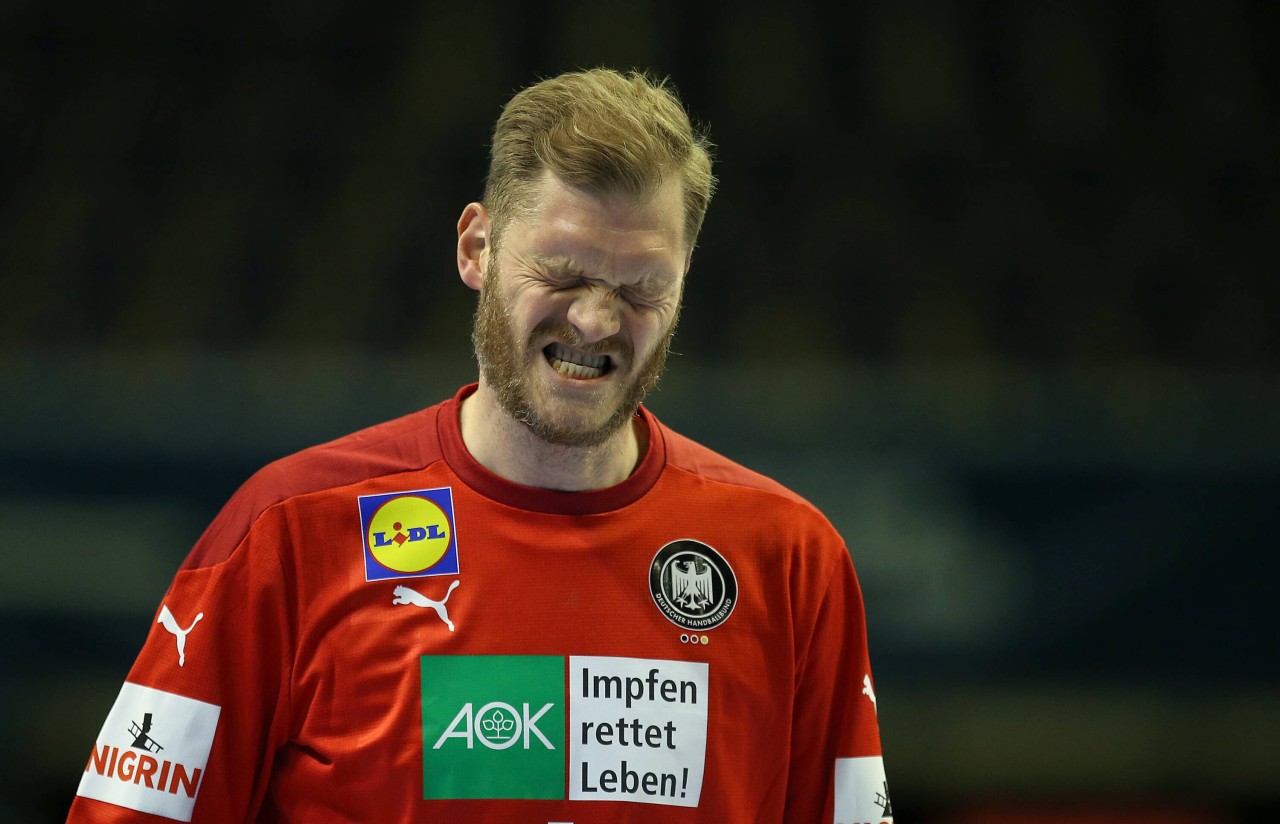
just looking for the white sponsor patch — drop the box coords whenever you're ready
[569,656,708,807]
[76,682,220,822]
[834,756,893,824]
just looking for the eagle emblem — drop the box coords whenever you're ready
[671,559,715,611]
[649,540,738,631]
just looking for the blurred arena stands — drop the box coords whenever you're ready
[2,1,1276,820]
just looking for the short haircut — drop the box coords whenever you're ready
[484,68,716,252]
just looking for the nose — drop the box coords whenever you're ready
[566,286,622,344]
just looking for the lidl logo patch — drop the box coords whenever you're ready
[359,487,460,582]
[420,655,709,808]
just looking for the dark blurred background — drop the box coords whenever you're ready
[2,1,1277,821]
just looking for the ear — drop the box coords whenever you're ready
[457,202,491,292]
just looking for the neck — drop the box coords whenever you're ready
[458,384,646,491]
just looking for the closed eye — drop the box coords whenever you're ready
[541,271,589,292]
[620,289,662,309]
[547,276,652,306]
[529,259,672,309]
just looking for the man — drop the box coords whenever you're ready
[68,69,892,823]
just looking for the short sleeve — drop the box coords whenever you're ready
[67,499,296,823]
[784,542,891,823]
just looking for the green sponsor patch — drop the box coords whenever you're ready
[420,655,565,799]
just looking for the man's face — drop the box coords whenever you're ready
[471,172,689,447]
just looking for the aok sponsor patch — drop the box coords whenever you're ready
[421,655,564,800]
[359,487,460,582]
[76,683,221,822]
[834,756,893,824]
[421,655,709,808]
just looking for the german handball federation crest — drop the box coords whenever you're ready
[649,540,738,631]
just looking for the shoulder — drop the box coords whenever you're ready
[268,402,446,492]
[655,417,831,524]
[653,418,853,590]
[181,401,448,570]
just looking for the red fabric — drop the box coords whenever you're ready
[69,385,884,823]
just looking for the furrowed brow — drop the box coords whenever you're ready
[530,254,586,277]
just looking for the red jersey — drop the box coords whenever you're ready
[69,385,892,823]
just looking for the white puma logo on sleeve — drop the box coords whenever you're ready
[157,605,204,667]
[392,580,460,631]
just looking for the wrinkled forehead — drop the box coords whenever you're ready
[501,170,689,248]
[527,171,685,240]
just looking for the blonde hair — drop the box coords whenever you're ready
[484,68,716,250]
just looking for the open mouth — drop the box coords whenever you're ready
[544,342,612,380]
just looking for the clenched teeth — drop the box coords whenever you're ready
[545,343,611,379]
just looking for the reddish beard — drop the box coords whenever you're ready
[471,262,678,448]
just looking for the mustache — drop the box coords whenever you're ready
[529,320,634,360]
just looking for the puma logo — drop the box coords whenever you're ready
[392,580,460,631]
[862,674,877,713]
[157,605,204,667]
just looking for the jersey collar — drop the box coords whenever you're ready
[438,383,666,515]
